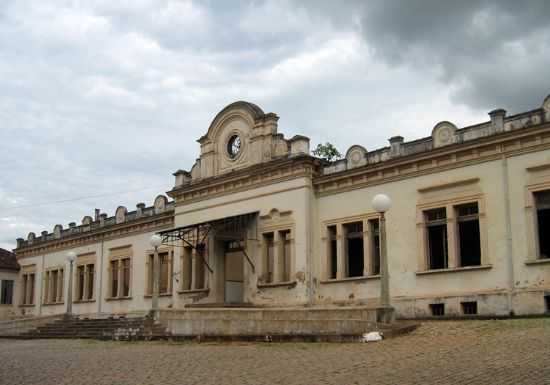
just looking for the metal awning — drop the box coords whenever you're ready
[157,212,258,273]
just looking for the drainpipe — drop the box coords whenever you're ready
[502,156,515,315]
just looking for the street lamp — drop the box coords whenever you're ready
[372,193,393,323]
[66,251,76,317]
[150,234,162,320]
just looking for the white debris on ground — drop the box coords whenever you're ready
[362,331,383,342]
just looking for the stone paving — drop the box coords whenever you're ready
[1,318,549,385]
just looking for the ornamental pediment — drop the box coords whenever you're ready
[175,101,310,184]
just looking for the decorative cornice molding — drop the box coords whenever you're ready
[314,122,550,197]
[15,212,174,259]
[168,155,321,206]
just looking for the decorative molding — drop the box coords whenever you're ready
[16,212,173,258]
[315,123,550,197]
[417,178,480,194]
[415,265,492,275]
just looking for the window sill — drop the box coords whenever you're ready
[416,265,492,275]
[177,288,210,295]
[143,293,173,298]
[105,296,133,301]
[525,258,550,266]
[20,304,35,307]
[42,302,64,306]
[257,280,297,289]
[73,299,96,304]
[320,275,380,284]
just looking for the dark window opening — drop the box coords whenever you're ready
[280,230,291,282]
[457,202,481,266]
[426,207,448,270]
[461,301,478,315]
[194,246,205,289]
[430,303,445,316]
[111,260,118,297]
[77,265,85,300]
[370,219,381,275]
[545,295,550,313]
[1,280,13,305]
[345,222,364,277]
[86,264,94,300]
[328,226,337,279]
[535,191,550,259]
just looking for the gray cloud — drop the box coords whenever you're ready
[1,1,548,250]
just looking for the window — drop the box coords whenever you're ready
[194,244,205,290]
[534,190,550,259]
[21,272,35,305]
[545,295,550,313]
[261,230,292,284]
[461,301,478,315]
[425,208,448,269]
[430,303,445,316]
[0,280,14,305]
[369,219,381,275]
[76,263,95,301]
[327,226,337,279]
[344,222,364,277]
[180,246,192,291]
[110,257,131,298]
[456,203,481,266]
[147,252,171,295]
[110,260,118,297]
[280,230,291,282]
[122,258,131,297]
[263,233,274,283]
[43,268,63,304]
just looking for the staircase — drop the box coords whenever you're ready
[17,314,171,341]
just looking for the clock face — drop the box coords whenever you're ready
[227,134,241,158]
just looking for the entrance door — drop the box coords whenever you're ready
[224,246,244,303]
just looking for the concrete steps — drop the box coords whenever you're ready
[19,315,170,341]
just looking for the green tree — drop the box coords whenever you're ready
[312,142,342,161]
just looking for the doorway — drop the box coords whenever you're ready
[224,240,244,303]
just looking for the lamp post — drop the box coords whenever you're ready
[150,234,162,320]
[372,194,393,322]
[66,251,76,317]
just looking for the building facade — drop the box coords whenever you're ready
[13,95,550,319]
[0,248,19,319]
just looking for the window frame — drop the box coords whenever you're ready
[146,248,174,296]
[417,197,487,272]
[259,226,295,285]
[322,214,380,282]
[108,246,133,299]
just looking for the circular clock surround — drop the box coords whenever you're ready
[227,134,242,159]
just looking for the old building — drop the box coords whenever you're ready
[0,248,19,319]
[12,95,550,321]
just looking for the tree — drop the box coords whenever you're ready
[312,142,342,162]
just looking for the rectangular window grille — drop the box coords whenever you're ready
[461,301,478,315]
[430,303,445,316]
[344,222,364,277]
[425,208,448,270]
[456,203,481,266]
[535,191,550,259]
[0,280,14,305]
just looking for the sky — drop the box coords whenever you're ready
[1,0,549,250]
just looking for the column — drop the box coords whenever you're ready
[117,259,123,297]
[273,231,283,283]
[57,270,63,302]
[336,223,345,279]
[363,219,371,276]
[446,205,458,268]
[83,265,89,301]
[190,249,197,290]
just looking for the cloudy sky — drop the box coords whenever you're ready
[1,0,549,250]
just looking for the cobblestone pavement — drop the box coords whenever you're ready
[1,319,549,385]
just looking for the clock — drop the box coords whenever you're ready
[227,134,241,158]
